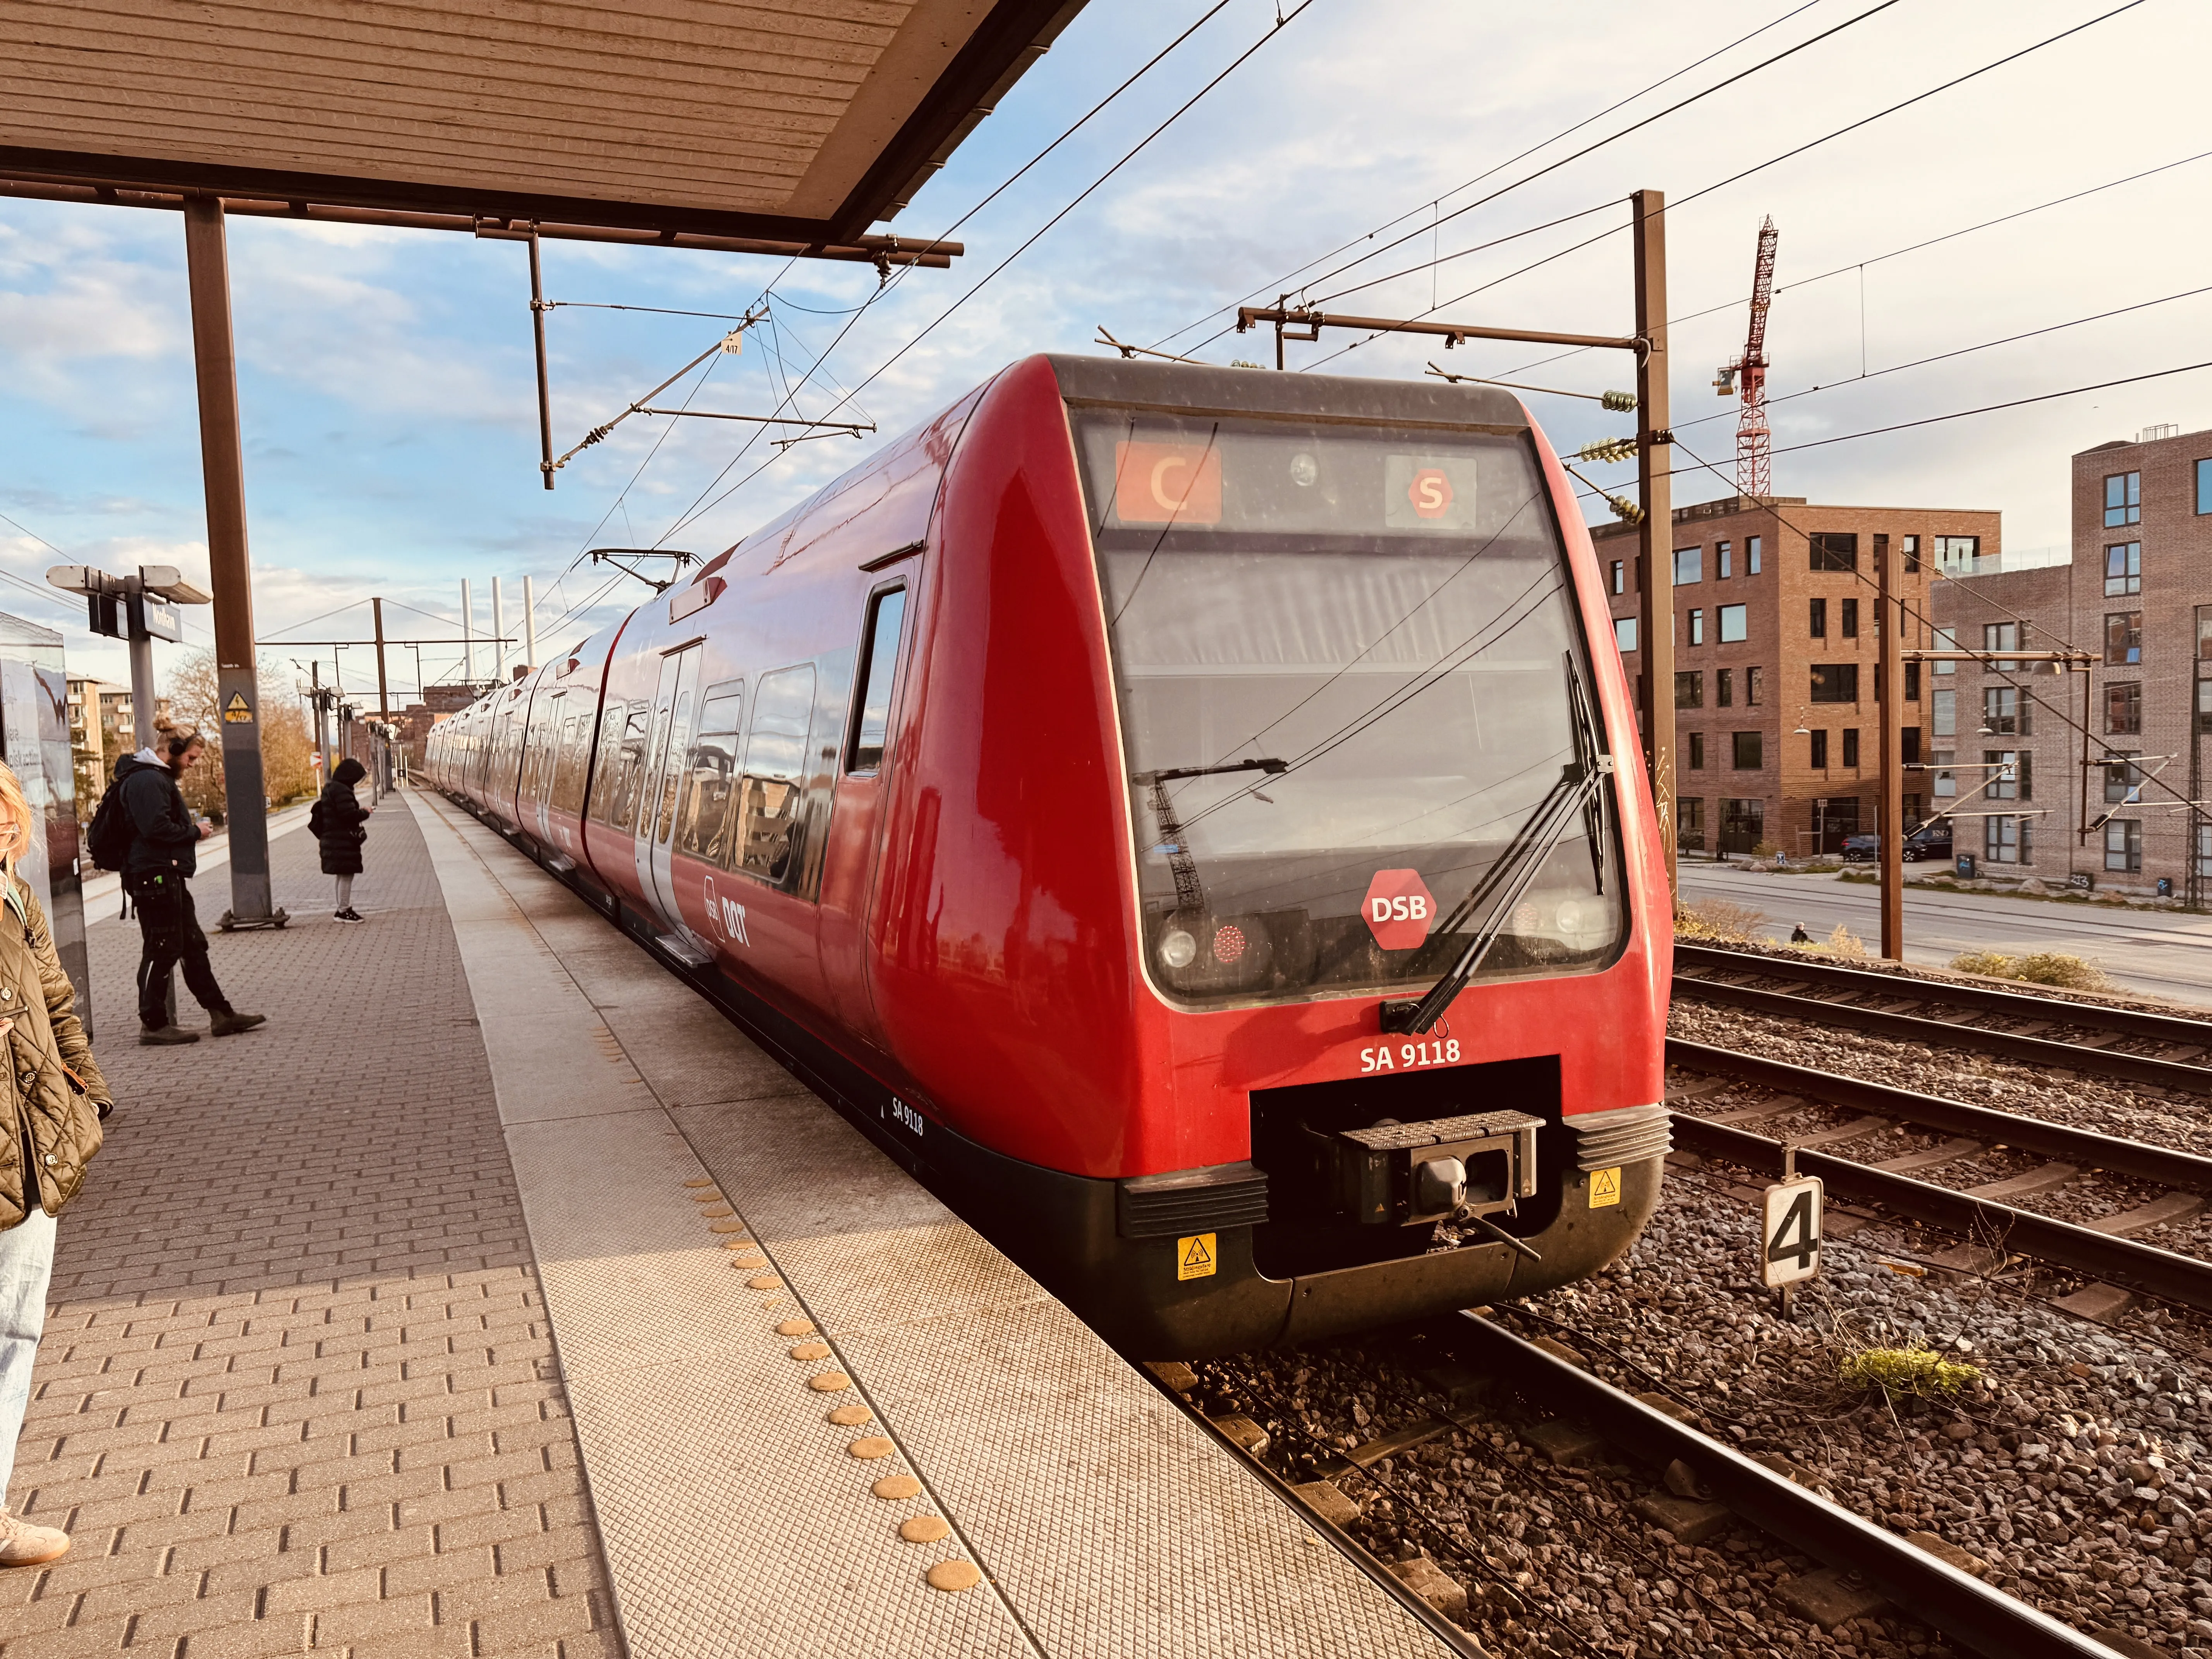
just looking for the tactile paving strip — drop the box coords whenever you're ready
[418,793,1453,1658]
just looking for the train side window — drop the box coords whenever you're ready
[586,704,629,825]
[551,713,589,815]
[848,587,907,775]
[677,687,745,864]
[732,666,816,884]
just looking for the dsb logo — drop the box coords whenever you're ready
[1362,869,1436,950]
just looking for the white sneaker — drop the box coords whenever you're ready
[0,1511,69,1567]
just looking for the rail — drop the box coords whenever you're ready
[1445,1313,2119,1659]
[1671,954,2212,1094]
[1675,943,2212,1048]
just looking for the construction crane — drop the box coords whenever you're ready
[1713,216,1779,497]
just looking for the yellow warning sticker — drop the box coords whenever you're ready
[1589,1167,1622,1209]
[222,692,252,724]
[1176,1232,1217,1281]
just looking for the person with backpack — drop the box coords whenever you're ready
[0,755,113,1564]
[111,718,265,1046]
[311,757,371,922]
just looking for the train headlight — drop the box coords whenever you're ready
[1159,929,1198,969]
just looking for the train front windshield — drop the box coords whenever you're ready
[1073,410,1625,1007]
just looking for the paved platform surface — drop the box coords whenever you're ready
[0,796,618,1657]
[0,788,1456,1658]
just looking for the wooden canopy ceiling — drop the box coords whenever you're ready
[0,0,1085,257]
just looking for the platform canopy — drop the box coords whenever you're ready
[0,0,1084,260]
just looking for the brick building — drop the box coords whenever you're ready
[1600,495,2002,857]
[1933,423,2212,895]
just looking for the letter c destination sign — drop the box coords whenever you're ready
[1362,869,1436,951]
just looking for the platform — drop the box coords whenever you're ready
[0,789,1460,1658]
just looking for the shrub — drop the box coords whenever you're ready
[1838,1345,1981,1399]
[1826,924,1866,958]
[1675,898,1767,943]
[1949,950,2112,991]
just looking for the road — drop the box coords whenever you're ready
[1674,862,2212,1007]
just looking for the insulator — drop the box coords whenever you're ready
[1607,495,1645,526]
[1576,436,1638,465]
[1601,390,1638,412]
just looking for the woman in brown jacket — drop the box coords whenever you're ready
[0,760,112,1565]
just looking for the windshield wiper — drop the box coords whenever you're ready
[1134,758,1287,915]
[1381,659,1611,1035]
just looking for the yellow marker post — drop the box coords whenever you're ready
[1176,1232,1217,1281]
[1588,1167,1622,1208]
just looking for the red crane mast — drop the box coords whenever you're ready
[1716,216,1779,497]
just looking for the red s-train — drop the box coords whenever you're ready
[426,356,1673,1358]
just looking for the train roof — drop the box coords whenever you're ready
[1043,354,1531,433]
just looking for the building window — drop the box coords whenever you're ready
[2105,611,2143,666]
[1843,729,1860,768]
[1901,726,1921,764]
[2105,471,2141,528]
[1902,534,1921,573]
[2105,752,2142,804]
[1982,620,2028,672]
[1610,560,1625,595]
[1985,815,2029,865]
[2196,824,2212,879]
[1810,532,1858,571]
[2198,459,2212,517]
[1873,532,1890,577]
[1931,626,1956,674]
[1677,796,1706,850]
[2105,543,2142,596]
[1746,666,1763,705]
[1720,797,1764,854]
[1676,671,1703,708]
[1934,535,1982,574]
[2106,819,2142,873]
[1674,547,1702,585]
[1932,687,1956,738]
[1687,732,1706,769]
[1808,598,1827,638]
[1809,729,1828,768]
[1985,750,2029,800]
[1984,685,2030,736]
[1717,541,1733,578]
[1718,603,1747,643]
[2200,679,2212,735]
[2198,606,2212,660]
[1840,598,1859,639]
[1732,731,1763,769]
[1932,751,1957,797]
[2106,681,2142,735]
[1810,663,1859,703]
[1717,668,1734,707]
[1748,536,1762,574]
[1614,617,1638,653]
[1905,661,1921,701]
[1688,608,1705,646]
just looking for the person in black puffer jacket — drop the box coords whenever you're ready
[118,717,266,1046]
[313,757,371,923]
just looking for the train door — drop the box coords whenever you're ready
[819,580,911,1046]
[633,645,700,933]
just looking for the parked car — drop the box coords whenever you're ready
[1841,824,1953,863]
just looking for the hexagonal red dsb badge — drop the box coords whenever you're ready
[1363,869,1437,951]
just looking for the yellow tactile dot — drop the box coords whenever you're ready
[808,1371,851,1393]
[900,1516,950,1544]
[758,1297,787,1310]
[872,1474,920,1499]
[829,1405,872,1427]
[730,1252,765,1266]
[698,1206,733,1219]
[789,1342,831,1362]
[847,1436,895,1459]
[687,1188,723,1201]
[709,1219,749,1233]
[777,1319,815,1338]
[927,1561,981,1593]
[682,1178,715,1188]
[722,1237,756,1249]
[747,1275,780,1291]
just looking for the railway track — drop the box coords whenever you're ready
[1672,943,2212,1094]
[1147,1314,2119,1659]
[1667,1037,2212,1313]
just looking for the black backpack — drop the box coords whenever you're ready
[86,775,135,872]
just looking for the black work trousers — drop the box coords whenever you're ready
[132,874,227,1028]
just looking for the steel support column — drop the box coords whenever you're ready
[1632,189,1674,897]
[182,195,281,929]
[1878,534,1904,956]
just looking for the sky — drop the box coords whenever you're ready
[2,0,2206,703]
